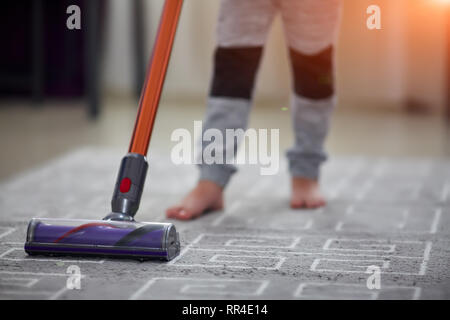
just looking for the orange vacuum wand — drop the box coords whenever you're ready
[107,0,184,220]
[129,0,184,156]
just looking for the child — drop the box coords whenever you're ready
[167,0,342,220]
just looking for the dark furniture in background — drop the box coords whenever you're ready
[0,0,146,119]
[133,0,146,100]
[0,1,46,105]
[31,0,44,105]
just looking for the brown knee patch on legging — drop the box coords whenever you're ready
[210,46,263,100]
[289,46,334,100]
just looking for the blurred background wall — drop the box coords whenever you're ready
[0,0,447,114]
[102,0,448,113]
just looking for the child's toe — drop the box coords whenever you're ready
[308,197,326,209]
[305,200,317,209]
[174,209,196,220]
[166,206,182,218]
[291,200,305,209]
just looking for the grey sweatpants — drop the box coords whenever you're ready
[199,0,342,187]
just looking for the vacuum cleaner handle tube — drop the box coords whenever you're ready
[130,0,184,156]
[107,0,184,221]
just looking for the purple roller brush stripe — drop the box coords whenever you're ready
[33,223,164,249]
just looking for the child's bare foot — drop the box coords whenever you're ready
[166,180,224,220]
[291,177,326,209]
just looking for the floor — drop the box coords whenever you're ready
[1,98,450,180]
[0,99,450,299]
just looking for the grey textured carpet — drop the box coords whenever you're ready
[0,147,449,299]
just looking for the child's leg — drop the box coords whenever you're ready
[167,0,277,220]
[280,0,342,208]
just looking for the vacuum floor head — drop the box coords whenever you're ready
[25,218,180,261]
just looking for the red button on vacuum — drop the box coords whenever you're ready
[119,177,132,193]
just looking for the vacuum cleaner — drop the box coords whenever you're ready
[24,0,184,261]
